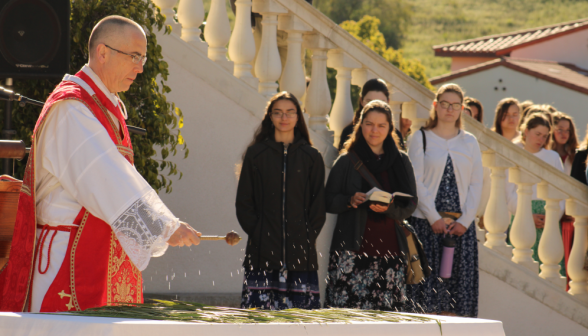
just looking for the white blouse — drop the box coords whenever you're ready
[407,129,483,228]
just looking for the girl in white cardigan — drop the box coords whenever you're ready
[406,83,483,317]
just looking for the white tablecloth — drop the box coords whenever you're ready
[0,312,505,336]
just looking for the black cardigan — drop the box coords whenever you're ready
[570,149,588,185]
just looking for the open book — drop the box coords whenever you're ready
[366,187,413,205]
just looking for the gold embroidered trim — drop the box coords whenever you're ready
[20,185,31,196]
[69,210,89,311]
[91,96,122,145]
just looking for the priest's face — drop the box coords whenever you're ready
[103,27,147,93]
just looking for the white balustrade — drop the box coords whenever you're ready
[177,0,208,53]
[252,0,287,98]
[509,167,541,273]
[482,151,515,257]
[565,199,588,300]
[228,0,258,88]
[390,88,411,129]
[277,15,311,101]
[327,49,361,148]
[537,182,567,288]
[204,0,233,71]
[402,101,427,133]
[351,67,377,88]
[152,0,181,35]
[304,33,334,141]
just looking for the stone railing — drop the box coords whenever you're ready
[150,0,588,302]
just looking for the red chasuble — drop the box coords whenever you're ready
[0,71,143,312]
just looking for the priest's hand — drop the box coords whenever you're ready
[168,221,202,247]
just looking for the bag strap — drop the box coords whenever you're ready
[420,127,426,153]
[347,151,383,190]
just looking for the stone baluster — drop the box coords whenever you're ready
[390,88,411,130]
[304,33,335,142]
[327,49,361,148]
[177,0,208,53]
[351,68,377,88]
[152,0,181,35]
[509,167,541,273]
[252,0,287,98]
[228,0,258,88]
[565,199,588,301]
[536,182,567,288]
[204,0,233,71]
[482,151,515,257]
[277,15,311,100]
[402,101,427,133]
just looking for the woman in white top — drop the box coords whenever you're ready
[492,98,521,142]
[506,112,565,271]
[550,112,578,175]
[407,83,483,317]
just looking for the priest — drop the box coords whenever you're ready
[0,15,201,312]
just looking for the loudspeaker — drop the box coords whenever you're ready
[0,0,70,78]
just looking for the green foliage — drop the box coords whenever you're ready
[340,15,434,90]
[314,0,412,50]
[4,0,186,193]
[402,0,588,78]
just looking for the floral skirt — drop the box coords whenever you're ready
[241,269,320,310]
[407,217,479,317]
[325,250,406,311]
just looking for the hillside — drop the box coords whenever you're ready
[401,0,588,78]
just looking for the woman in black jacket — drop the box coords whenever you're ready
[325,100,418,311]
[236,91,326,310]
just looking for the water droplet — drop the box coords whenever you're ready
[231,272,233,277]
[184,272,187,278]
[199,270,201,275]
[213,281,215,286]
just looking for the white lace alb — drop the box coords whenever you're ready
[111,189,180,271]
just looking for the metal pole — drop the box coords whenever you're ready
[2,78,14,175]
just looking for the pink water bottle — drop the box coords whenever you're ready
[440,236,456,279]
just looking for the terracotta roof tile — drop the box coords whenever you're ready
[433,18,588,57]
[430,57,588,96]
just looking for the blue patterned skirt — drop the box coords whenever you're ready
[241,269,320,310]
[325,251,406,311]
[407,155,479,317]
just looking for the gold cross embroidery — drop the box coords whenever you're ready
[58,290,74,310]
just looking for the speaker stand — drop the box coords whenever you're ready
[2,77,15,175]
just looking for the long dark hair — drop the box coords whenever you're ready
[550,111,578,162]
[352,78,390,125]
[464,96,484,123]
[492,98,520,135]
[247,91,312,150]
[342,100,399,153]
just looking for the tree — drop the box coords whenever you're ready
[5,0,186,193]
[314,0,412,49]
[341,15,434,90]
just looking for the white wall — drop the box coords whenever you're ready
[435,66,588,139]
[511,29,588,71]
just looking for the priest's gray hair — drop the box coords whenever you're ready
[88,15,145,58]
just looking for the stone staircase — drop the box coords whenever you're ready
[146,0,588,335]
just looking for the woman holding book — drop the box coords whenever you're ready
[406,83,483,317]
[324,100,418,311]
[236,91,326,310]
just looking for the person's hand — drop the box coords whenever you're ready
[533,214,545,229]
[350,192,367,208]
[448,222,467,236]
[431,218,448,234]
[369,203,389,212]
[478,216,485,230]
[167,221,202,247]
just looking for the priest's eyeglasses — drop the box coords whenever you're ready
[105,45,147,66]
[438,101,463,111]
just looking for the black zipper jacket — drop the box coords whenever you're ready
[236,134,326,271]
